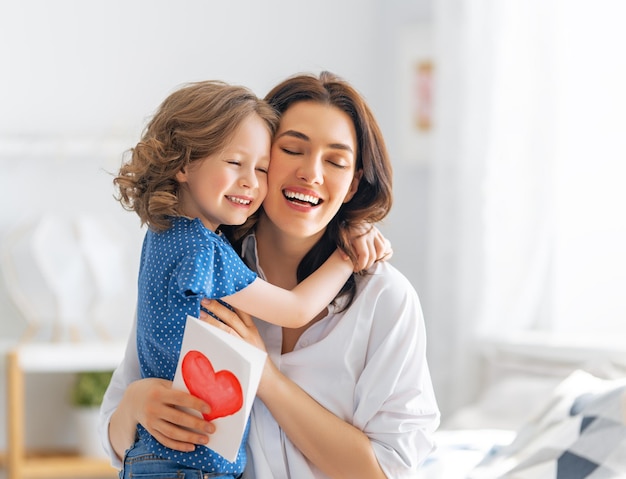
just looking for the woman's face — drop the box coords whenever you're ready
[262,101,361,242]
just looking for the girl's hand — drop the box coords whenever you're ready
[126,378,215,452]
[199,299,267,353]
[348,223,393,272]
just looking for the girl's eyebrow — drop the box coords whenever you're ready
[276,130,354,155]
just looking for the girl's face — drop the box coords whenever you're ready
[176,113,271,231]
[262,101,361,242]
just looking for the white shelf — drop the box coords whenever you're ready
[4,341,124,479]
[10,341,126,373]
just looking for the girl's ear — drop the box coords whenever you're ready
[343,169,363,203]
[175,168,187,183]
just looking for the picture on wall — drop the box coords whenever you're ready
[396,24,434,166]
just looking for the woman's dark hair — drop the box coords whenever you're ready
[228,71,393,310]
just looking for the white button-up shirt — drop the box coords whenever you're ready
[99,233,440,478]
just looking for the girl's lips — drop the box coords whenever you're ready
[226,195,253,206]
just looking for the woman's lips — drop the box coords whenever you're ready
[282,188,322,206]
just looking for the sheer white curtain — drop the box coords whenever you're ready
[426,0,626,416]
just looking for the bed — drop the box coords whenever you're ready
[417,341,626,479]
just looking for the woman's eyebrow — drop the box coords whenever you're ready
[276,130,309,141]
[328,143,354,155]
[276,130,354,154]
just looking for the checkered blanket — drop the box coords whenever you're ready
[469,371,626,479]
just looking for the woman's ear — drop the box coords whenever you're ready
[343,169,363,203]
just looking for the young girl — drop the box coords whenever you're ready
[113,80,385,477]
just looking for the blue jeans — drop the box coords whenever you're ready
[120,440,238,479]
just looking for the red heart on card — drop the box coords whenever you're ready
[181,350,243,421]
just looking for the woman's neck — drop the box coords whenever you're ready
[254,216,321,289]
[255,214,331,352]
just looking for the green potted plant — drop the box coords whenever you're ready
[71,371,113,408]
[70,370,113,458]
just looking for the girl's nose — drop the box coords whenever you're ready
[240,168,259,189]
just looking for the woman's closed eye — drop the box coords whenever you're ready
[281,147,301,155]
[326,158,349,169]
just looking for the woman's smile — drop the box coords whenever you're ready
[262,101,359,238]
[282,187,322,207]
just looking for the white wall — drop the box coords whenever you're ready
[0,0,434,453]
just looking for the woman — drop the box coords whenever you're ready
[99,71,440,478]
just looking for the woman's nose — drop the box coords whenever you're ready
[297,157,323,184]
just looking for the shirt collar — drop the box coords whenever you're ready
[241,233,266,280]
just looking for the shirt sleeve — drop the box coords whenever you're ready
[98,311,141,469]
[352,270,440,477]
[174,241,257,300]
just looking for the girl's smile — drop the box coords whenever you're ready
[176,113,272,232]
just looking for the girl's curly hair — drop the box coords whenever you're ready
[114,80,279,232]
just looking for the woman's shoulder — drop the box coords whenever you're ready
[345,262,425,348]
[357,261,418,298]
[352,262,422,322]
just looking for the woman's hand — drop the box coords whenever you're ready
[348,223,393,272]
[199,299,267,353]
[119,378,215,452]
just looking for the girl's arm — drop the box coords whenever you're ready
[223,224,392,328]
[200,301,388,479]
[223,248,352,328]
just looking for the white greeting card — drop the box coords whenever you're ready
[172,315,267,462]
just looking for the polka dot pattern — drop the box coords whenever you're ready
[135,217,256,474]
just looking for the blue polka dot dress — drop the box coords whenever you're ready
[135,216,257,476]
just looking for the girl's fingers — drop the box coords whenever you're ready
[374,232,393,262]
[351,226,393,271]
[379,238,393,261]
